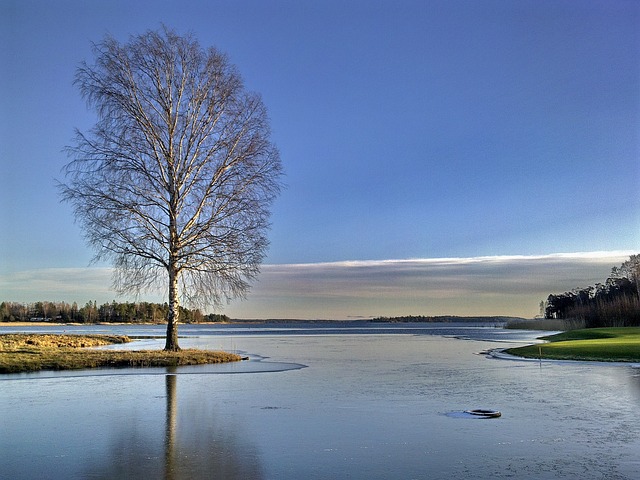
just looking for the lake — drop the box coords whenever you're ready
[1,323,639,479]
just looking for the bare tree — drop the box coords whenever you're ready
[60,27,282,350]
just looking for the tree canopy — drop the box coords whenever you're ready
[544,254,640,328]
[60,27,282,349]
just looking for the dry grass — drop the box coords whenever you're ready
[0,333,131,350]
[0,334,243,374]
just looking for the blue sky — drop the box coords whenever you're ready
[1,0,638,318]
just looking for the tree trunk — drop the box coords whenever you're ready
[164,266,181,351]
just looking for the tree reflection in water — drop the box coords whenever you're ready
[165,370,177,480]
[87,369,264,480]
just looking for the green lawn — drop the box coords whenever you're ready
[505,327,640,362]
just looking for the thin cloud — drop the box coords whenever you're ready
[1,251,636,319]
[230,251,636,318]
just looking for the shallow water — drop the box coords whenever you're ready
[1,323,639,479]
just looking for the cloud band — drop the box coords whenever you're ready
[1,251,635,319]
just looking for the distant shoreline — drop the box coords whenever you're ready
[1,316,527,328]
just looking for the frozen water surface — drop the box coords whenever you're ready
[1,323,639,479]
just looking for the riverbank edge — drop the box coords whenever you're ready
[502,327,640,363]
[489,348,640,367]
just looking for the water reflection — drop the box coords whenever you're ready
[165,369,177,480]
[3,326,640,479]
[87,370,264,480]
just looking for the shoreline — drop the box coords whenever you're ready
[0,316,524,327]
[0,321,227,327]
[489,347,640,368]
[501,327,640,364]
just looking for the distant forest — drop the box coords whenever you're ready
[0,300,229,324]
[544,254,639,328]
[369,315,523,323]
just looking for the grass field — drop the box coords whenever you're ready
[505,327,640,362]
[0,334,243,374]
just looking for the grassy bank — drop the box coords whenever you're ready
[0,334,243,374]
[505,327,640,362]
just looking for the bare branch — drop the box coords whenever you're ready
[59,27,283,350]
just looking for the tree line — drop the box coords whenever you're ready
[544,254,640,328]
[0,300,229,324]
[370,315,522,323]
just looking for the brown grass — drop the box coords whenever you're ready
[0,334,243,374]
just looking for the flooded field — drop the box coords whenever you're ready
[1,323,639,479]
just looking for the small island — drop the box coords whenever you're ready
[0,334,243,374]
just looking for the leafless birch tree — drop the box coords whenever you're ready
[60,27,282,350]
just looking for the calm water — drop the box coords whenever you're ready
[1,323,639,479]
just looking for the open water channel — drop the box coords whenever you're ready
[1,322,639,479]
